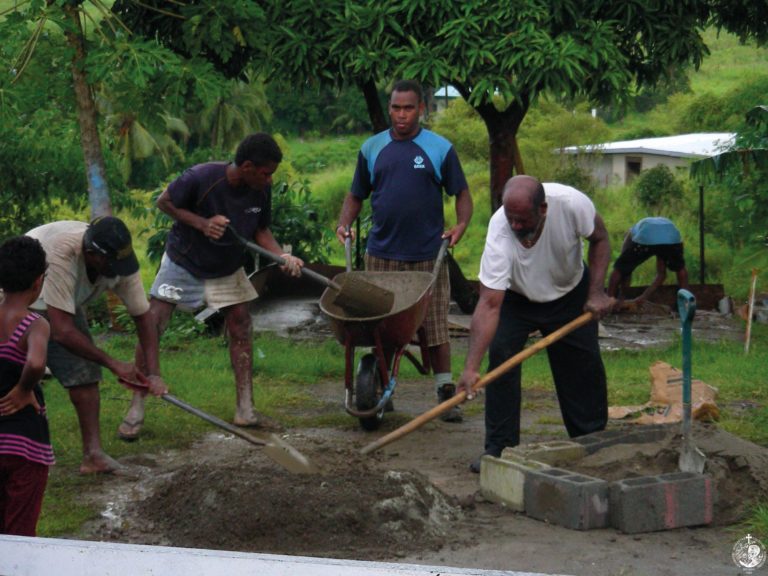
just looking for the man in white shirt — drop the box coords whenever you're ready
[457,176,615,473]
[27,217,167,474]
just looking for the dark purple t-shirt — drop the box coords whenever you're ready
[165,162,272,278]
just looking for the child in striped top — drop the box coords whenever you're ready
[0,236,52,536]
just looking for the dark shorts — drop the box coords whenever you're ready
[44,308,103,388]
[613,240,685,276]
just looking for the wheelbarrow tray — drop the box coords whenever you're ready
[319,270,435,349]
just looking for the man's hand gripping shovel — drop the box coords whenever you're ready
[119,375,317,474]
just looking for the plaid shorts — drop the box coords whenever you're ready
[364,253,450,347]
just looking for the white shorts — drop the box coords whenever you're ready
[150,253,257,312]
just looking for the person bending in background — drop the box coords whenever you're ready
[607,216,689,306]
[0,236,53,535]
[336,79,473,422]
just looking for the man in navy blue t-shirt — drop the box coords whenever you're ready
[336,80,473,422]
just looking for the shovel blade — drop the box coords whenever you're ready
[679,439,706,474]
[250,431,319,475]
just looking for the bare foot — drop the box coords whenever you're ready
[79,452,123,475]
[233,410,284,432]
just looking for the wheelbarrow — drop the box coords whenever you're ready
[319,239,450,430]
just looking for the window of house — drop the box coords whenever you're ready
[625,157,642,183]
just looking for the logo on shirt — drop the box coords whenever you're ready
[245,207,262,215]
[157,284,183,301]
[413,155,425,169]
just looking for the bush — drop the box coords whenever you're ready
[429,99,487,162]
[269,179,331,264]
[634,165,684,209]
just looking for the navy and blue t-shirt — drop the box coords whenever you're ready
[165,162,272,278]
[351,128,468,261]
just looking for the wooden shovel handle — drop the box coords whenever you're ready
[360,311,595,455]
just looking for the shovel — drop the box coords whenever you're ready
[361,311,596,455]
[677,289,706,474]
[227,226,394,317]
[119,377,317,475]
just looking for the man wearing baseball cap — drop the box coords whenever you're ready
[26,217,167,474]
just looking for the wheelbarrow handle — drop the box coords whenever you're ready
[431,238,451,278]
[227,225,342,291]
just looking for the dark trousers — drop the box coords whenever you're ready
[484,268,607,454]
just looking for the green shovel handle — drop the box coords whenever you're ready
[677,289,696,411]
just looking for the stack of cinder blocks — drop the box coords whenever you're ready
[479,429,715,533]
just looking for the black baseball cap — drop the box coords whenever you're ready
[83,216,139,276]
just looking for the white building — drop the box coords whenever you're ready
[560,133,735,187]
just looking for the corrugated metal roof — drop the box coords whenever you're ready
[562,133,736,158]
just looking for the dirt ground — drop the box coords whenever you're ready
[73,304,766,576]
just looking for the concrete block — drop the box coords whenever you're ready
[570,425,671,454]
[504,440,586,466]
[524,467,610,530]
[610,472,715,533]
[479,453,550,512]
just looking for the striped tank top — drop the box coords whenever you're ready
[0,312,55,466]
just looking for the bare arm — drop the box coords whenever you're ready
[132,310,167,396]
[47,306,137,382]
[254,227,303,277]
[635,258,668,304]
[444,188,473,247]
[157,188,229,240]
[584,213,615,318]
[335,193,363,243]
[0,317,50,415]
[456,285,505,400]
[607,230,633,298]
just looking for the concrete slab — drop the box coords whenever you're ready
[0,536,573,576]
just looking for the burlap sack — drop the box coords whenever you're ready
[608,361,719,424]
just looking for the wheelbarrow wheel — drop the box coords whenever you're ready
[356,353,383,431]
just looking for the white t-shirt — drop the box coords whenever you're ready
[478,183,595,302]
[27,221,150,316]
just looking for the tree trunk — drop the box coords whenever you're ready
[64,4,112,219]
[475,98,529,213]
[359,77,388,133]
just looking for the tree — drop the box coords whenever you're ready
[3,1,238,216]
[96,1,768,212]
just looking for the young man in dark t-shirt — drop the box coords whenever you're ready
[336,80,473,422]
[118,133,303,441]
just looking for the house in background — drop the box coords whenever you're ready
[560,133,735,187]
[432,85,461,113]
